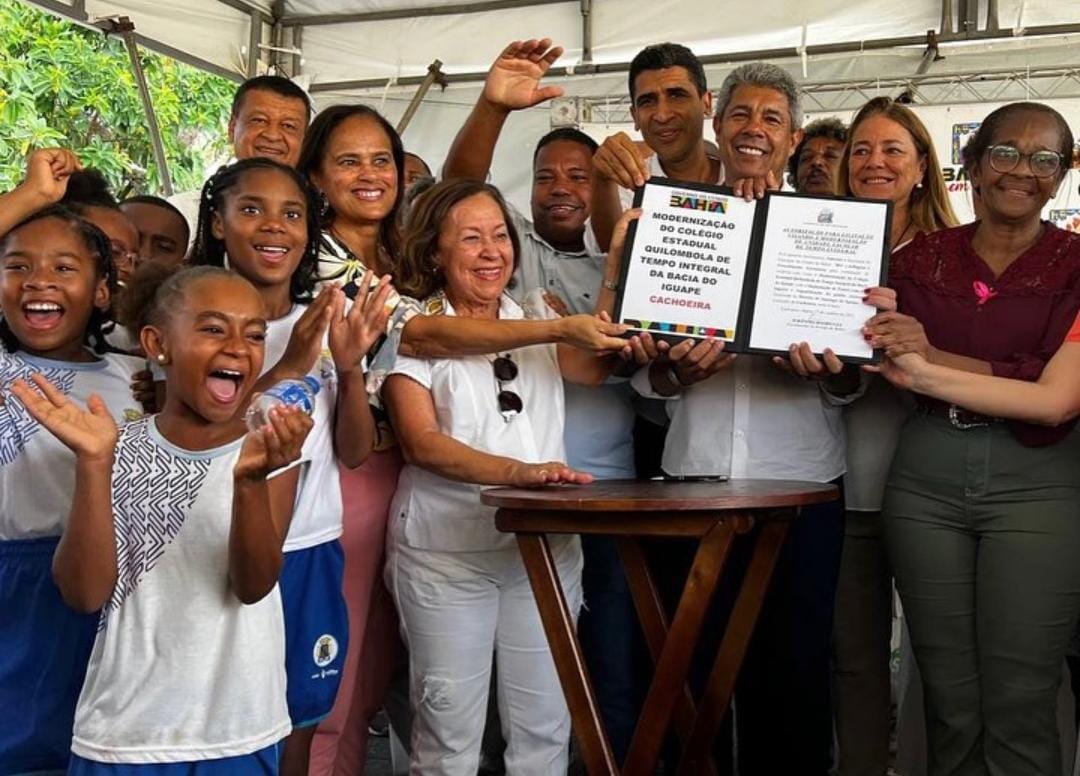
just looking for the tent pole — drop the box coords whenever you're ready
[247,9,262,77]
[987,0,1000,33]
[580,0,593,64]
[292,26,303,76]
[395,60,446,134]
[915,31,941,75]
[110,18,174,196]
[940,0,954,36]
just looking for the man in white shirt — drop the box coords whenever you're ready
[634,62,847,775]
[169,75,311,248]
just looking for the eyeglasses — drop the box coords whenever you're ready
[492,354,522,421]
[986,145,1064,178]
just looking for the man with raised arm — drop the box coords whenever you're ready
[589,43,722,252]
[443,38,651,762]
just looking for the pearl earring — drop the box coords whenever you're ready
[156,354,167,363]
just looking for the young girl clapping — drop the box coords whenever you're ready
[193,158,392,774]
[11,262,312,771]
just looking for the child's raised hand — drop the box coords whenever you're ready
[8,373,118,461]
[279,285,335,377]
[23,148,83,207]
[328,272,394,373]
[235,405,313,482]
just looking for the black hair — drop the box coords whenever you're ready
[0,205,117,355]
[296,104,405,265]
[628,43,707,100]
[120,195,191,245]
[787,117,848,187]
[965,101,1074,183]
[404,152,432,177]
[61,169,120,213]
[231,75,312,120]
[120,262,243,335]
[532,128,599,165]
[191,158,319,303]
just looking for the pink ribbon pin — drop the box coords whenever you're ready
[973,280,997,306]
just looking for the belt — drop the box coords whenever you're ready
[919,399,1004,430]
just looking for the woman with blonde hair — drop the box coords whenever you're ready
[830,96,958,776]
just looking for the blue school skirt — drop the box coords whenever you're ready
[0,537,98,775]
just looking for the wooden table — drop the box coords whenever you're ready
[482,479,839,776]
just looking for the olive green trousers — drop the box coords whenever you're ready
[885,414,1080,776]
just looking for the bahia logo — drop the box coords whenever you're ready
[669,191,728,214]
[313,634,339,668]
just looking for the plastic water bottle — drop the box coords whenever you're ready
[245,376,320,432]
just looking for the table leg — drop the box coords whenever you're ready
[516,532,618,776]
[676,517,791,776]
[619,521,736,776]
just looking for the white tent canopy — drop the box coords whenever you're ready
[24,0,1080,208]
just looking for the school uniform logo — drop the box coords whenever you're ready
[313,634,339,668]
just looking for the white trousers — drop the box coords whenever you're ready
[386,536,583,776]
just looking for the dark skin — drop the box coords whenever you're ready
[795,136,845,195]
[228,88,308,168]
[865,109,1067,374]
[210,167,310,319]
[11,274,310,612]
[120,201,189,266]
[404,152,432,188]
[591,65,719,251]
[0,148,82,236]
[530,139,593,252]
[80,206,139,288]
[309,115,398,275]
[0,217,110,363]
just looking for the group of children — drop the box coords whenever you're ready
[1,152,395,774]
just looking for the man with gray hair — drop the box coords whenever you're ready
[633,61,846,774]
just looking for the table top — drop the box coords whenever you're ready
[481,479,839,513]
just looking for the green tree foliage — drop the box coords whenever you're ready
[0,0,236,195]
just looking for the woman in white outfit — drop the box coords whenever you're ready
[381,178,625,775]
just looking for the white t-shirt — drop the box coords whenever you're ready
[386,291,567,552]
[72,417,291,763]
[262,304,342,552]
[0,348,144,540]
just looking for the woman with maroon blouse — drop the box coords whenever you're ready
[866,101,1080,776]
